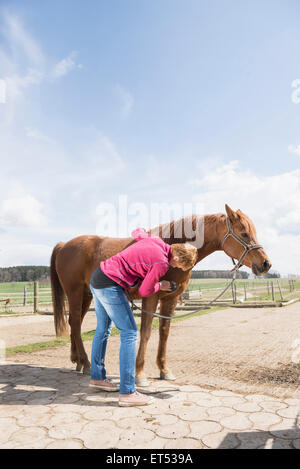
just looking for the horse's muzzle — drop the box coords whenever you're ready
[252,260,272,276]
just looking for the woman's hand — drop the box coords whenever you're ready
[159,280,173,291]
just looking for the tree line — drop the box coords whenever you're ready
[0,266,50,283]
[0,266,280,283]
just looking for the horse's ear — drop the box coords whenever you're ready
[225,204,238,222]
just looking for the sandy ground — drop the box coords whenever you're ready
[1,303,300,398]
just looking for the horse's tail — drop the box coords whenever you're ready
[50,242,69,337]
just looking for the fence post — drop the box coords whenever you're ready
[232,280,235,304]
[23,286,27,306]
[271,281,275,302]
[277,280,283,301]
[244,283,247,301]
[34,281,39,313]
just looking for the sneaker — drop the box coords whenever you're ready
[89,379,119,392]
[119,391,153,407]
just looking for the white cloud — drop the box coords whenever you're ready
[190,161,300,274]
[0,240,52,266]
[53,51,81,78]
[288,144,300,156]
[115,84,134,118]
[25,126,54,143]
[0,194,48,228]
[1,11,44,65]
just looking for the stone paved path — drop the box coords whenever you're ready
[0,363,299,449]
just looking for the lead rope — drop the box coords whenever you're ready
[127,216,263,321]
[127,270,237,321]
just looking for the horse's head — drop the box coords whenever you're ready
[222,204,271,276]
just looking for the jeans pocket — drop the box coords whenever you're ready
[99,286,125,305]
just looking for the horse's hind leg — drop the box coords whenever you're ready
[67,287,90,374]
[80,285,93,374]
[156,298,178,381]
[135,295,158,387]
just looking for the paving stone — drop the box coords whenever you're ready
[292,439,300,449]
[0,418,18,444]
[48,421,87,440]
[82,407,114,421]
[156,421,190,439]
[245,394,278,403]
[220,396,246,407]
[17,412,52,428]
[237,431,275,449]
[269,418,300,439]
[258,438,293,449]
[111,406,143,420]
[116,428,155,449]
[177,405,208,422]
[81,420,121,449]
[259,401,287,413]
[48,412,83,427]
[0,405,23,418]
[46,439,84,449]
[206,406,236,420]
[202,429,239,449]
[26,391,57,405]
[248,412,281,431]
[283,398,300,406]
[233,402,261,413]
[117,415,153,430]
[189,420,222,440]
[8,426,48,446]
[277,406,300,419]
[188,394,223,408]
[220,414,252,431]
[149,413,178,426]
[141,401,173,415]
[164,438,203,449]
[179,385,204,392]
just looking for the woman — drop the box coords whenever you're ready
[89,227,198,407]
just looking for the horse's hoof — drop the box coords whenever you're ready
[135,377,151,387]
[76,364,83,372]
[160,371,176,381]
[82,367,91,376]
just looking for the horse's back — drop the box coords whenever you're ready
[55,234,135,287]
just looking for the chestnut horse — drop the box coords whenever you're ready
[50,204,271,385]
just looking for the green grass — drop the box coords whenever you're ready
[6,306,221,357]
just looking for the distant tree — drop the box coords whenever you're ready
[0,266,50,283]
[191,270,249,279]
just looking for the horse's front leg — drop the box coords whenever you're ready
[135,294,159,387]
[156,296,179,381]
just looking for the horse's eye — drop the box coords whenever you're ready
[241,232,249,238]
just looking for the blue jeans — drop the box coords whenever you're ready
[90,284,138,395]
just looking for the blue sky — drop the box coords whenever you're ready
[0,0,300,274]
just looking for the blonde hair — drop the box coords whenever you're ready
[171,243,198,270]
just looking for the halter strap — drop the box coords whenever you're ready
[221,217,263,272]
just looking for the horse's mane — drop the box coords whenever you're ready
[149,214,205,248]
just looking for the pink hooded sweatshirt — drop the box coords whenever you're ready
[100,228,172,297]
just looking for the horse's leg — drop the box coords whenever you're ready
[156,297,178,381]
[67,287,89,373]
[135,295,159,387]
[80,285,93,374]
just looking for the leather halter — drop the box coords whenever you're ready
[221,216,263,272]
